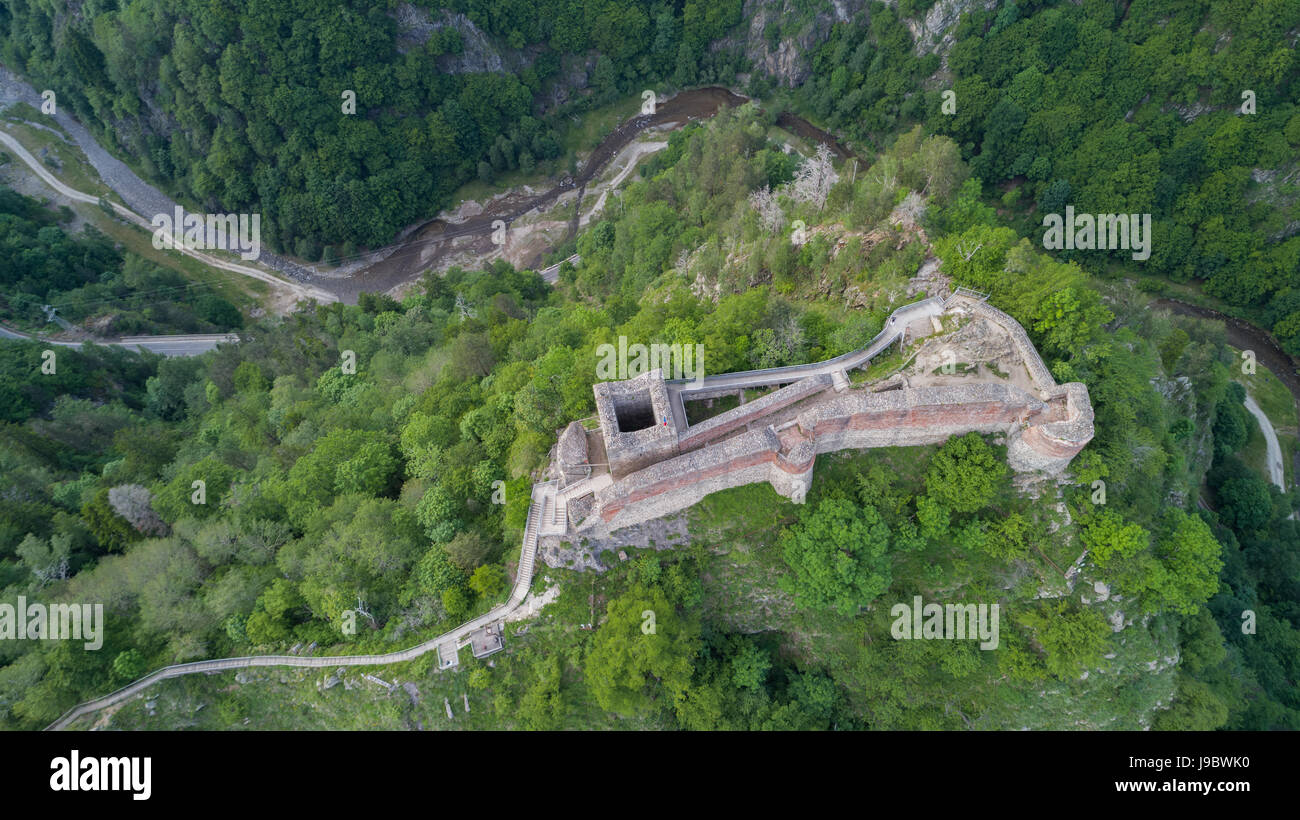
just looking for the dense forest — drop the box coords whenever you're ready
[2,104,1294,730]
[798,0,1300,354]
[0,0,1297,731]
[0,0,745,258]
[0,184,243,334]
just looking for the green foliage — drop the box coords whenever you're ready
[281,430,397,526]
[0,186,243,334]
[902,0,1300,354]
[0,52,1291,732]
[468,564,507,598]
[778,496,892,615]
[110,649,147,684]
[1016,601,1111,680]
[0,0,740,254]
[1079,510,1149,568]
[923,433,1005,514]
[585,583,699,716]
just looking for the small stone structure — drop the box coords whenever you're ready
[562,295,1094,534]
[592,368,680,478]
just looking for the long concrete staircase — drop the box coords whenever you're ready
[50,479,561,730]
[49,298,961,729]
[513,487,545,603]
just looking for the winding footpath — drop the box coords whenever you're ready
[46,296,947,729]
[47,482,552,730]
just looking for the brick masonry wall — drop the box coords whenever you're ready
[678,374,832,451]
[586,302,1096,534]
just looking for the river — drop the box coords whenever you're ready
[1154,297,1300,491]
[0,67,855,302]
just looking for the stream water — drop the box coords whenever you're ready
[1153,297,1300,489]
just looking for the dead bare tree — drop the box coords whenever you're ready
[355,596,378,628]
[747,185,784,233]
[108,484,169,536]
[892,191,927,229]
[789,144,838,211]
[956,239,983,261]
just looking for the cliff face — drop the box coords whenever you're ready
[390,0,986,97]
[905,0,998,60]
[715,0,990,88]
[393,4,536,73]
[717,0,867,87]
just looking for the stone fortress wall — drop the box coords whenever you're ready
[559,294,1095,534]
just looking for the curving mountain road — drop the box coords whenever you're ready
[0,114,335,305]
[1242,392,1286,489]
[0,322,238,356]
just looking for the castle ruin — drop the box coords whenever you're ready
[542,292,1094,537]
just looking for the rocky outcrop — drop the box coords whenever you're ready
[555,421,590,486]
[907,0,999,61]
[394,5,536,74]
[721,0,868,87]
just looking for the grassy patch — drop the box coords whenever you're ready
[860,346,908,381]
[559,95,643,158]
[1,120,117,201]
[684,393,740,425]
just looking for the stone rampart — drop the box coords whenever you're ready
[799,383,1046,453]
[953,298,1055,394]
[678,374,833,452]
[584,299,1095,533]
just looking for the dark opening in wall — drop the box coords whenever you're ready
[613,391,656,432]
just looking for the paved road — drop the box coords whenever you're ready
[0,109,334,305]
[0,66,334,290]
[114,334,240,356]
[538,253,580,284]
[0,323,237,356]
[1240,388,1296,520]
[1243,392,1285,489]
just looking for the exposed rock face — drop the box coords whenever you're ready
[721,0,869,87]
[393,4,534,74]
[555,421,590,486]
[914,317,1016,369]
[908,256,952,299]
[907,0,999,62]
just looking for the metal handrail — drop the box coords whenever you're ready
[664,296,945,388]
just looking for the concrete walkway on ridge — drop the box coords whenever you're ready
[666,296,946,431]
